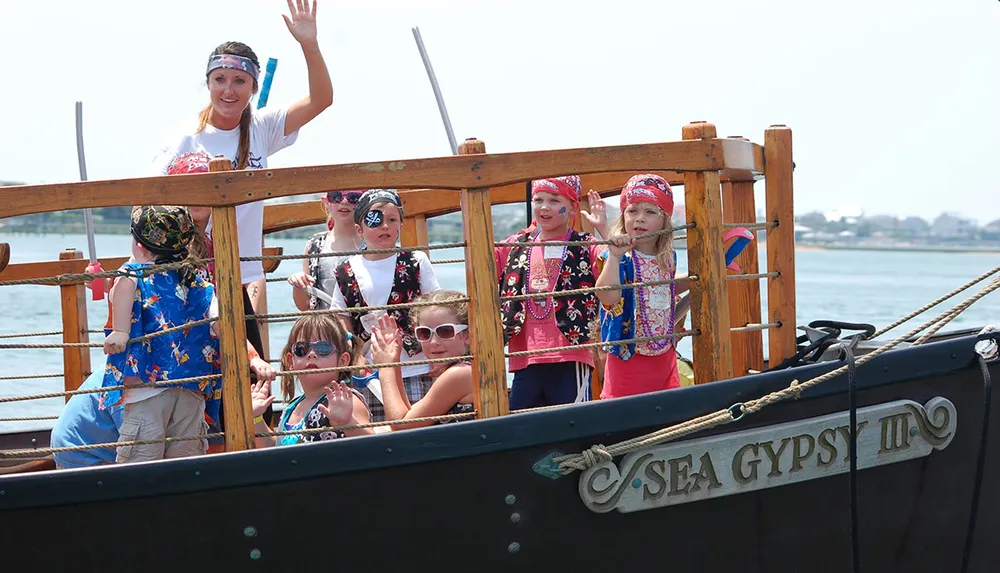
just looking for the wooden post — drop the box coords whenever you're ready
[723,136,765,376]
[254,264,270,363]
[0,243,9,273]
[458,137,509,418]
[209,156,255,451]
[764,125,797,365]
[681,122,734,383]
[401,213,430,258]
[59,249,91,399]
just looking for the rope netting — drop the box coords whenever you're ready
[554,273,1000,474]
[12,215,993,474]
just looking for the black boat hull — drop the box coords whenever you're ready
[1,333,996,572]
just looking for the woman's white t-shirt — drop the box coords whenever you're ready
[151,107,299,284]
[330,252,441,379]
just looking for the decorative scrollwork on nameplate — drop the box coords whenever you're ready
[578,397,957,514]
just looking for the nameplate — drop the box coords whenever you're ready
[579,397,956,514]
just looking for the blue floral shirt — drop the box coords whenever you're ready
[100,262,221,422]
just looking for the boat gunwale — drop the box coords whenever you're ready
[0,138,763,220]
[0,331,984,511]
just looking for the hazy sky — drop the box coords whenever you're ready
[1,0,997,222]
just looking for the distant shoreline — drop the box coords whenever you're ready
[795,242,1000,254]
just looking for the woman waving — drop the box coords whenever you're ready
[152,0,333,313]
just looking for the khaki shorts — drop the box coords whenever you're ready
[116,389,208,463]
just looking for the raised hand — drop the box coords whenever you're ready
[318,381,354,426]
[283,0,319,46]
[370,314,402,366]
[250,379,276,418]
[607,234,636,259]
[286,271,315,290]
[580,189,610,238]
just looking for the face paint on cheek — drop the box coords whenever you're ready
[363,209,385,228]
[558,206,568,220]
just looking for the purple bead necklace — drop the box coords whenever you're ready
[524,229,571,320]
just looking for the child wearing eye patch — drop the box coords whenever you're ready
[288,189,365,311]
[369,290,475,429]
[250,313,374,447]
[328,188,442,423]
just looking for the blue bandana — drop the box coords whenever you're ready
[206,54,260,80]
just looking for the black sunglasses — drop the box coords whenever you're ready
[327,191,363,205]
[291,340,336,357]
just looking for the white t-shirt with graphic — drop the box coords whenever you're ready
[330,252,441,379]
[151,107,299,284]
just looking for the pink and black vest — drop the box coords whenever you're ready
[498,230,599,346]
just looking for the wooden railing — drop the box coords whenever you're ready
[0,120,795,451]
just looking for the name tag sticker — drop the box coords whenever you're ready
[360,309,388,334]
[648,286,671,310]
[544,246,563,260]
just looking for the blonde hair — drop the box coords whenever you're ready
[611,207,676,274]
[279,314,360,401]
[408,289,469,327]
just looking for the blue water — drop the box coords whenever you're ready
[1,232,998,432]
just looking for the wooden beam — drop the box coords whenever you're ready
[209,156,255,452]
[259,161,766,236]
[261,246,283,275]
[1,256,128,284]
[0,139,762,218]
[263,201,327,234]
[682,122,734,384]
[764,125,797,365]
[58,249,91,400]
[0,243,9,273]
[459,138,509,418]
[400,213,430,257]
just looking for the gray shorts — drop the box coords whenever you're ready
[116,389,208,463]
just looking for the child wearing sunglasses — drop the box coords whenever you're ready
[288,189,365,311]
[329,189,442,423]
[369,290,475,429]
[250,314,373,447]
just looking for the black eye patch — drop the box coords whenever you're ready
[363,210,384,228]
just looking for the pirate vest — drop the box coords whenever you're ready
[334,252,423,357]
[499,230,598,346]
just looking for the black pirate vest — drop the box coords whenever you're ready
[334,252,423,357]
[499,230,598,346]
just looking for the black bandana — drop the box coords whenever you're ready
[354,189,402,226]
[130,206,195,259]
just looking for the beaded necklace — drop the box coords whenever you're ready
[524,229,571,320]
[632,249,675,352]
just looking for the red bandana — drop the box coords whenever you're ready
[167,151,212,175]
[620,173,674,216]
